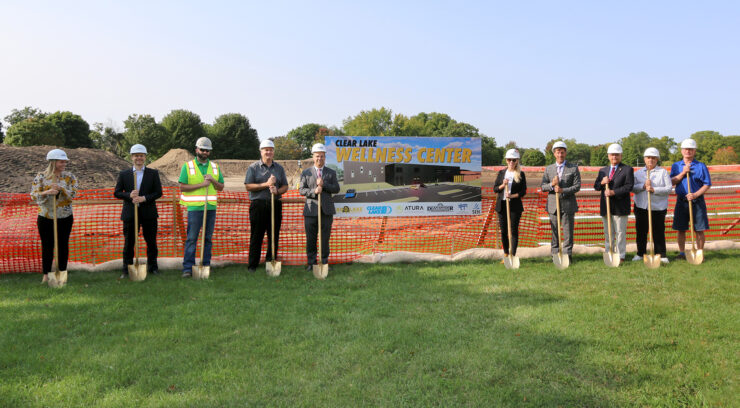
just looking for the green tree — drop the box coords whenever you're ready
[123,114,171,159]
[481,135,502,166]
[89,123,126,157]
[4,106,46,126]
[724,135,740,154]
[521,149,546,166]
[544,139,591,165]
[619,131,652,167]
[690,130,724,163]
[591,144,609,166]
[161,109,206,151]
[342,107,395,136]
[46,111,92,148]
[285,123,330,158]
[4,118,63,146]
[272,136,303,160]
[206,113,259,159]
[712,146,738,165]
[650,136,677,163]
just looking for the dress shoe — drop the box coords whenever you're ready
[247,267,256,274]
[148,269,160,275]
[182,271,192,278]
[305,265,313,272]
[119,273,128,280]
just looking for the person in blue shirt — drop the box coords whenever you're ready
[670,138,711,260]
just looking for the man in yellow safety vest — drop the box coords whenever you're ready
[179,137,224,277]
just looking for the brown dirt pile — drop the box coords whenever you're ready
[0,144,177,194]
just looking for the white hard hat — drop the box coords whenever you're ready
[46,149,68,161]
[643,147,660,158]
[195,137,213,150]
[311,143,327,153]
[260,139,275,149]
[504,149,520,159]
[552,141,567,151]
[607,143,623,154]
[130,144,147,154]
[680,138,697,149]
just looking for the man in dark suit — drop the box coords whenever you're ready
[541,141,581,263]
[299,143,340,270]
[114,144,163,278]
[594,143,634,262]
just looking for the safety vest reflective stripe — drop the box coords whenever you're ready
[179,195,218,202]
[187,160,196,175]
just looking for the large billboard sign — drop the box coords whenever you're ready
[325,136,482,217]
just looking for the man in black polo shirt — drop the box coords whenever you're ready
[244,139,289,273]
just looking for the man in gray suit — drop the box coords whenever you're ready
[299,143,341,270]
[541,141,582,263]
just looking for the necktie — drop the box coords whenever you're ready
[317,168,322,179]
[609,166,616,180]
[557,164,563,179]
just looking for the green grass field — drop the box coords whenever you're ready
[1,251,738,407]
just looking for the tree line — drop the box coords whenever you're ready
[2,106,738,165]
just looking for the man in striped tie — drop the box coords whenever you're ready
[594,143,634,263]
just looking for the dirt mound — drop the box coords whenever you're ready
[0,145,178,194]
[148,149,194,180]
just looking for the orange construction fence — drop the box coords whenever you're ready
[1,183,739,274]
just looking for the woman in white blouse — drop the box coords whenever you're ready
[632,147,671,263]
[30,149,78,283]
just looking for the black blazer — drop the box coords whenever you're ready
[114,167,163,221]
[593,163,634,216]
[493,169,527,213]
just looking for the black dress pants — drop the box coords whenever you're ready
[634,206,667,257]
[304,214,333,265]
[123,217,158,271]
[497,210,522,256]
[37,215,73,273]
[249,199,282,269]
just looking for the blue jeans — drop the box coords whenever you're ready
[183,209,217,272]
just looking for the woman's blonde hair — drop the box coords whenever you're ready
[43,160,57,179]
[507,159,522,183]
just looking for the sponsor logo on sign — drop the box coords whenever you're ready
[367,206,392,215]
[427,203,454,212]
[342,206,351,213]
[458,203,468,210]
[473,203,481,211]
[404,205,424,211]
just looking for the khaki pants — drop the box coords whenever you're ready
[602,215,628,259]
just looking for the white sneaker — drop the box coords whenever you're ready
[632,255,642,261]
[660,257,669,264]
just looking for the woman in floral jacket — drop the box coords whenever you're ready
[30,149,78,283]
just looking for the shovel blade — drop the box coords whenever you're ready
[193,265,210,280]
[686,249,703,265]
[312,263,329,280]
[603,251,621,267]
[266,261,282,277]
[553,253,569,270]
[503,255,520,270]
[128,264,147,281]
[643,254,661,269]
[47,270,67,288]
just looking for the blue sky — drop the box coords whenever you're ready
[1,1,738,149]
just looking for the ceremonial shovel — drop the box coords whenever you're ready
[552,192,569,270]
[128,203,147,280]
[685,174,704,265]
[193,191,210,279]
[603,183,621,267]
[643,169,661,269]
[266,192,281,277]
[313,193,329,280]
[503,184,519,269]
[47,191,68,288]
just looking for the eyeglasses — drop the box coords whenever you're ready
[199,149,211,153]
